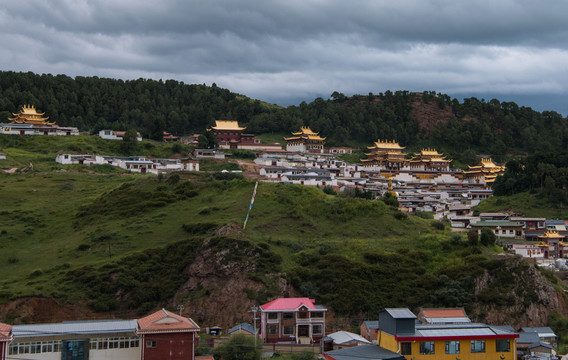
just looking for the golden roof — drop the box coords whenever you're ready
[539,230,564,239]
[285,126,326,141]
[291,126,318,136]
[9,104,54,125]
[211,120,246,131]
[368,139,405,150]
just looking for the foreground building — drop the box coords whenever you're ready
[259,298,326,344]
[3,309,199,360]
[376,308,518,360]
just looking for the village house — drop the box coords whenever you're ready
[98,129,142,141]
[227,323,256,337]
[470,220,524,238]
[193,149,226,160]
[1,105,79,136]
[360,321,379,343]
[322,331,371,351]
[2,309,199,360]
[417,308,471,324]
[326,147,355,155]
[259,298,327,345]
[376,308,518,360]
[0,153,5,160]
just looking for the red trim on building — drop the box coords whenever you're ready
[395,334,519,342]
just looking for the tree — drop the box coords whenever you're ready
[467,229,479,246]
[198,131,219,149]
[213,334,261,360]
[120,128,139,155]
[480,228,497,246]
[380,192,399,207]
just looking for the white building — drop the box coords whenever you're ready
[0,123,79,136]
[98,130,142,141]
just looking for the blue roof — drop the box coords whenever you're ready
[364,321,379,330]
[517,332,540,344]
[13,319,138,338]
[325,345,405,360]
[384,308,416,319]
[227,323,256,335]
[520,327,557,337]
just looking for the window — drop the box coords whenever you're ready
[146,341,157,348]
[496,339,510,352]
[282,312,294,320]
[471,340,485,353]
[312,325,323,335]
[298,311,308,319]
[401,342,412,355]
[283,325,294,335]
[445,341,460,354]
[420,342,435,355]
[268,325,279,335]
[311,312,324,318]
[268,312,278,320]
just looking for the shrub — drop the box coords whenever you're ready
[467,229,479,246]
[322,186,336,195]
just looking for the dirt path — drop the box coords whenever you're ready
[230,159,265,180]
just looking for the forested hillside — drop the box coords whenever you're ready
[1,71,567,160]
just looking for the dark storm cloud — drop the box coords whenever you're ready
[1,1,568,113]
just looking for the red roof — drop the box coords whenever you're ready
[0,322,12,340]
[260,298,321,311]
[137,309,200,334]
[420,308,467,318]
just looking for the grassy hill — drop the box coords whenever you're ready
[475,192,568,219]
[0,135,567,337]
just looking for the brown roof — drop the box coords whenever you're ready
[420,308,468,318]
[0,322,12,340]
[137,309,199,334]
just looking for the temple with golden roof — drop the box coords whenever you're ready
[285,126,325,153]
[463,157,505,188]
[537,231,568,258]
[209,120,252,149]
[361,140,409,172]
[410,148,451,172]
[8,105,55,126]
[1,105,79,136]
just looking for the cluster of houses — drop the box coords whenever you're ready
[55,154,199,174]
[0,299,558,360]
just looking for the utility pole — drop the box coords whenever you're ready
[249,305,259,348]
[177,304,184,316]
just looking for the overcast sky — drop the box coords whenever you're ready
[1,1,567,114]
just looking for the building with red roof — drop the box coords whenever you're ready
[0,322,13,360]
[137,308,200,360]
[417,307,471,324]
[259,298,327,344]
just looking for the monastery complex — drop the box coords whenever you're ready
[1,105,79,136]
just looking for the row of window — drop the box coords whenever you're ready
[401,339,510,355]
[267,324,323,336]
[90,337,139,350]
[267,311,324,320]
[8,337,141,355]
[9,341,61,355]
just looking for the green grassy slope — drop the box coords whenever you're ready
[475,192,568,219]
[0,135,565,328]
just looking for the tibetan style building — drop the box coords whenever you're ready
[463,158,505,188]
[285,127,325,153]
[210,120,250,148]
[410,149,451,172]
[537,231,568,259]
[8,105,54,125]
[361,140,409,172]
[209,120,281,150]
[1,105,78,136]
